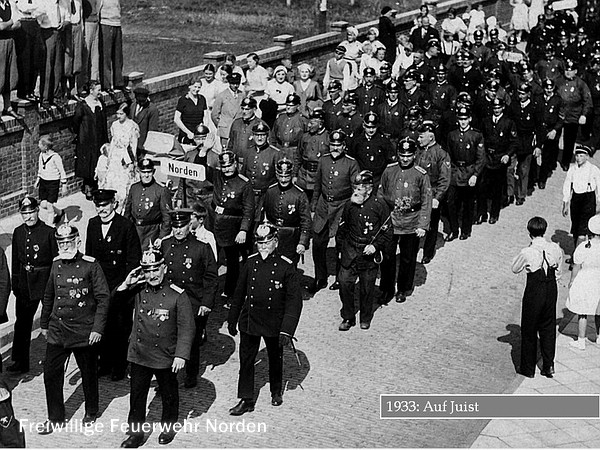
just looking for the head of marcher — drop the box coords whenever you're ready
[564,59,578,80]
[492,97,505,118]
[55,223,81,260]
[92,189,117,222]
[329,130,347,159]
[138,158,156,186]
[397,138,417,168]
[240,97,257,121]
[363,111,379,138]
[456,106,472,131]
[255,220,278,260]
[133,86,150,107]
[417,120,436,148]
[140,244,166,287]
[194,124,210,148]
[386,80,400,101]
[170,209,192,241]
[19,196,40,227]
[342,92,358,115]
[328,79,342,100]
[219,151,238,177]
[252,122,270,148]
[543,78,555,97]
[574,144,591,167]
[276,158,294,188]
[350,170,374,205]
[308,108,325,134]
[517,82,531,103]
[363,67,376,86]
[285,93,301,116]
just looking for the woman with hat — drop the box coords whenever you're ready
[562,144,600,257]
[566,214,600,350]
[103,102,140,213]
[293,63,323,119]
[266,65,295,115]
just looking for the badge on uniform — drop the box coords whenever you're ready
[316,153,321,158]
[499,131,503,136]
[82,288,88,295]
[150,308,170,321]
[33,245,39,252]
[274,281,282,289]
[403,182,408,188]
[363,221,374,234]
[107,236,112,243]
[0,415,12,428]
[69,289,77,298]
[370,155,374,161]
[215,205,225,214]
[549,107,554,113]
[334,171,339,176]
[227,191,236,199]
[570,87,575,92]
[288,204,296,214]
[78,301,87,308]
[184,257,192,269]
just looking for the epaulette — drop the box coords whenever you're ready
[387,162,399,167]
[346,155,356,160]
[281,255,293,264]
[53,256,61,261]
[293,183,304,192]
[272,145,281,152]
[248,252,259,259]
[268,182,278,189]
[415,165,427,175]
[82,255,96,262]
[170,283,184,294]
[239,174,249,182]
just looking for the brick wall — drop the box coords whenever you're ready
[0,0,508,217]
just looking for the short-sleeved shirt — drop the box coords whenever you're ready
[176,94,207,139]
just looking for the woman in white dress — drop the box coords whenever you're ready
[510,0,530,41]
[199,64,226,153]
[103,102,140,213]
[566,215,600,350]
[528,0,544,30]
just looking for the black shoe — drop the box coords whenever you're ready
[184,376,197,389]
[445,232,458,242]
[121,435,144,448]
[158,430,176,445]
[459,233,470,240]
[504,195,515,207]
[271,393,283,406]
[329,281,340,290]
[83,413,97,426]
[360,322,371,330]
[527,188,534,197]
[309,279,327,294]
[395,291,406,303]
[229,399,255,416]
[540,366,555,378]
[538,181,546,189]
[338,319,355,331]
[515,198,524,206]
[377,288,394,305]
[519,370,534,379]
[7,362,28,373]
[38,420,65,435]
[475,214,487,225]
[489,216,498,225]
[421,256,433,265]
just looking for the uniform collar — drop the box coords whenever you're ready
[141,178,155,188]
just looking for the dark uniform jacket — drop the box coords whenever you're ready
[507,99,544,156]
[446,127,486,185]
[12,221,58,303]
[86,214,143,291]
[337,193,390,268]
[263,182,312,257]
[313,153,360,235]
[124,179,173,244]
[125,282,195,369]
[322,98,344,131]
[380,162,432,234]
[41,252,110,348]
[557,76,593,123]
[377,99,406,141]
[347,130,395,187]
[161,234,218,312]
[227,115,266,167]
[296,128,329,191]
[175,148,218,208]
[241,143,281,194]
[428,82,457,121]
[535,58,564,83]
[334,112,363,142]
[130,100,159,152]
[229,251,302,337]
[200,156,255,247]
[399,87,429,110]
[415,142,451,201]
[583,70,600,114]
[448,66,484,97]
[480,115,519,169]
[272,111,307,149]
[355,84,386,116]
[0,249,9,325]
[539,94,565,144]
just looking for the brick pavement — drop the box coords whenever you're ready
[0,155,595,448]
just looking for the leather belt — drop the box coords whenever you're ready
[253,188,266,197]
[302,161,318,172]
[211,202,243,217]
[274,218,299,228]
[136,218,161,226]
[397,204,422,213]
[325,193,350,202]
[24,264,50,272]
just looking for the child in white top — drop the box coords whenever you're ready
[190,203,217,260]
[36,136,67,225]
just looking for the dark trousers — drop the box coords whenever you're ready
[100,24,124,89]
[11,298,40,369]
[44,343,98,421]
[561,123,579,168]
[312,223,341,283]
[380,233,420,294]
[186,314,208,379]
[99,300,133,377]
[222,244,246,297]
[539,138,559,183]
[423,205,441,260]
[237,332,282,400]
[40,27,64,103]
[478,167,505,220]
[128,363,179,435]
[516,154,532,200]
[15,20,43,98]
[447,185,475,235]
[338,259,378,323]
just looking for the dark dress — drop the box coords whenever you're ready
[72,99,108,187]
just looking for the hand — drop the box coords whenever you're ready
[228,321,238,337]
[562,202,569,217]
[579,115,587,125]
[292,176,298,184]
[172,357,185,373]
[175,199,183,208]
[296,244,306,255]
[125,266,144,287]
[533,147,541,158]
[468,175,477,187]
[432,198,439,209]
[547,129,557,140]
[61,183,68,195]
[89,331,102,345]
[363,244,376,255]
[235,230,247,244]
[279,334,291,347]
[500,155,510,164]
[41,328,48,339]
[198,306,211,316]
[415,228,426,238]
[153,238,163,248]
[186,131,195,140]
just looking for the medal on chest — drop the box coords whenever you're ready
[363,220,374,234]
[184,257,192,269]
[288,204,296,214]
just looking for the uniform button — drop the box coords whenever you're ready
[137,338,141,342]
[137,329,141,332]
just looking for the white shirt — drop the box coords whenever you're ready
[38,150,67,181]
[37,0,69,28]
[562,160,600,202]
[194,225,217,260]
[512,237,563,279]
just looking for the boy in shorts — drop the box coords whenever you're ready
[36,136,67,225]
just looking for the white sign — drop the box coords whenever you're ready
[551,0,577,11]
[161,159,206,181]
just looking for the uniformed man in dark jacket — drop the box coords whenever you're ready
[348,112,395,190]
[355,67,385,116]
[130,86,159,155]
[272,93,307,162]
[0,248,9,371]
[263,158,312,266]
[160,209,218,388]
[377,81,406,142]
[337,170,390,331]
[87,189,142,381]
[478,98,519,224]
[379,138,432,303]
[444,106,485,241]
[9,197,58,374]
[415,121,450,264]
[39,224,110,433]
[227,221,302,415]
[322,80,344,131]
[227,97,266,168]
[335,92,363,142]
[311,130,360,292]
[124,158,173,247]
[197,150,255,300]
[449,50,484,98]
[538,78,565,187]
[117,246,195,448]
[428,64,456,123]
[399,69,428,111]
[295,109,329,203]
